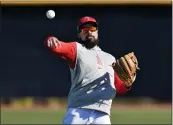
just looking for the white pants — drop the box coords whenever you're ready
[63,108,111,124]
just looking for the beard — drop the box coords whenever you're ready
[81,35,99,49]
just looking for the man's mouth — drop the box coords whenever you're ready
[87,36,94,39]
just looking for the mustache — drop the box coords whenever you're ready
[86,35,94,38]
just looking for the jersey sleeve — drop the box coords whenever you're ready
[44,36,77,69]
[114,72,130,95]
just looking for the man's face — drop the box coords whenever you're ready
[78,23,99,48]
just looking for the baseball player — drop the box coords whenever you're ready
[44,16,139,124]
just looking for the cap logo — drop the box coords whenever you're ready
[85,17,89,21]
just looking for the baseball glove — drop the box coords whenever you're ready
[112,52,140,87]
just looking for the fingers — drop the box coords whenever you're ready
[46,37,59,49]
[51,38,58,47]
[47,39,52,47]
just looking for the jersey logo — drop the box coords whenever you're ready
[96,55,103,69]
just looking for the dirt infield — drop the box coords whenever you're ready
[112,103,171,110]
[1,97,171,111]
[1,103,171,111]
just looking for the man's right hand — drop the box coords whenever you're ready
[45,36,61,49]
[44,36,76,69]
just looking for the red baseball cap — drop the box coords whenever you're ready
[78,16,98,28]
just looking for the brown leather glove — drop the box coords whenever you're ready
[112,52,140,87]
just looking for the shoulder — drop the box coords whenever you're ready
[75,42,83,47]
[74,42,87,51]
[102,51,116,62]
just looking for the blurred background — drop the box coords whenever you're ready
[1,0,172,124]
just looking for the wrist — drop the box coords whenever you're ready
[125,83,132,89]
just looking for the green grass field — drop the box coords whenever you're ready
[1,108,171,124]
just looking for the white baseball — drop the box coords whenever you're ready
[46,10,55,19]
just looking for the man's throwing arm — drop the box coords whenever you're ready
[44,36,77,69]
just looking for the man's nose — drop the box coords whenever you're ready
[88,30,92,34]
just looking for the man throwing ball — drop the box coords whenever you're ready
[44,16,140,124]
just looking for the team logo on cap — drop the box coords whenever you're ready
[85,17,89,21]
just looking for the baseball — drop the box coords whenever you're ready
[46,10,55,19]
